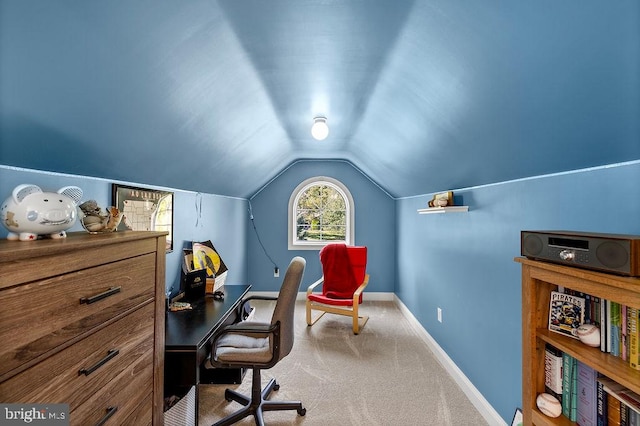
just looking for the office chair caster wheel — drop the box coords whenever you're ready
[298,407,306,416]
[273,383,280,391]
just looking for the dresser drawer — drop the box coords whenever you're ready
[70,345,154,426]
[0,253,156,379]
[122,393,153,426]
[0,303,154,407]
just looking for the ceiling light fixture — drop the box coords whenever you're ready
[311,117,329,141]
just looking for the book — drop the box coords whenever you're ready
[622,403,629,426]
[545,344,563,403]
[570,357,578,422]
[598,377,609,426]
[549,291,586,339]
[623,304,629,361]
[629,408,638,426]
[612,302,621,357]
[562,352,577,419]
[576,361,598,426]
[630,307,639,370]
[598,376,640,416]
[609,393,623,426]
[602,299,609,352]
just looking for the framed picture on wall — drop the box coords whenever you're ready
[112,184,174,252]
[511,408,523,426]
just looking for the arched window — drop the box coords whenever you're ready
[288,177,354,250]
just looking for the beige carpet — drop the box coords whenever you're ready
[198,299,490,426]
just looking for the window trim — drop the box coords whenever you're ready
[288,176,354,250]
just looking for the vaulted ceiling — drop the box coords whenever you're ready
[1,1,638,198]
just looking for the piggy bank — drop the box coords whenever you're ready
[0,184,83,241]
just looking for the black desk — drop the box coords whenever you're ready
[164,284,251,398]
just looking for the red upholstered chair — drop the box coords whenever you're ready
[306,243,369,334]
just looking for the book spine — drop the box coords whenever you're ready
[630,307,639,370]
[622,402,629,426]
[545,344,563,403]
[607,300,613,353]
[623,304,628,361]
[612,301,620,356]
[598,378,609,426]
[629,408,638,426]
[563,353,572,419]
[570,357,578,421]
[577,361,597,426]
[601,298,608,352]
[609,393,623,426]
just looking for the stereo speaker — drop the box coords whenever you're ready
[520,230,640,276]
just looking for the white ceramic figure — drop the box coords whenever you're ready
[0,184,83,241]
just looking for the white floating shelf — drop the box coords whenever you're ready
[417,206,469,214]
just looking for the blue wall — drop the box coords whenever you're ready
[3,160,640,423]
[0,166,249,294]
[246,160,396,293]
[396,160,640,420]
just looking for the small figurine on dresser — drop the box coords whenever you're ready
[0,184,83,241]
[78,200,124,233]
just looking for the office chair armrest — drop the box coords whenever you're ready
[234,295,278,319]
[242,295,278,303]
[213,321,280,342]
[306,276,324,295]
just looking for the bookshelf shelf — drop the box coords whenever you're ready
[417,206,469,214]
[516,257,640,426]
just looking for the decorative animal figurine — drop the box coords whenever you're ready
[0,184,83,241]
[78,200,124,233]
[428,191,454,208]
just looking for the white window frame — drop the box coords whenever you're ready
[288,176,355,250]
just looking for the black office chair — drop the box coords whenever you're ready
[207,257,307,426]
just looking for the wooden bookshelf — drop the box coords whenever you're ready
[516,257,640,426]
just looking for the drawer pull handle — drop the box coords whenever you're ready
[79,349,119,376]
[80,286,121,304]
[94,406,117,426]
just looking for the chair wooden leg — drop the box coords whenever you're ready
[352,303,369,334]
[306,301,327,327]
[353,314,369,334]
[305,299,312,325]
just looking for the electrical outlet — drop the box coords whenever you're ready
[437,307,443,323]
[274,267,279,278]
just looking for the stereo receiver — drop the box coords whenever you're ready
[521,230,640,276]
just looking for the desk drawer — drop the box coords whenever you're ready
[0,303,154,406]
[0,253,155,379]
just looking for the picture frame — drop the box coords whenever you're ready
[511,408,523,426]
[112,184,174,252]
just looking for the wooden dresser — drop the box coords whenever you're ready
[0,231,166,426]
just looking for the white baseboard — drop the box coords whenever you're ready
[393,295,506,426]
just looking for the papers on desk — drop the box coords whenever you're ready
[169,302,192,312]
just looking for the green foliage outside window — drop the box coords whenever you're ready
[296,184,347,242]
